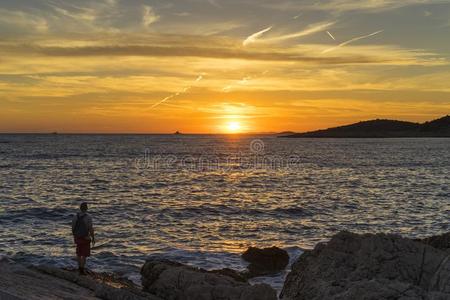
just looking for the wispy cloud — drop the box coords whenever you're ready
[150,75,203,109]
[3,42,401,64]
[143,6,160,28]
[248,22,335,44]
[243,26,273,46]
[1,34,443,67]
[173,12,191,17]
[207,0,222,8]
[322,30,384,53]
[0,8,49,33]
[222,70,269,92]
[44,0,98,23]
[262,0,441,13]
[327,31,336,41]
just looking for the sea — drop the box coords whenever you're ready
[0,134,449,291]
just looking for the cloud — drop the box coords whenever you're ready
[2,43,401,65]
[150,75,204,109]
[0,1,160,35]
[243,26,273,46]
[143,5,159,28]
[44,1,97,23]
[173,12,191,17]
[0,30,444,69]
[249,22,335,44]
[207,0,222,8]
[261,0,442,13]
[0,8,49,33]
[322,30,384,53]
[327,31,336,41]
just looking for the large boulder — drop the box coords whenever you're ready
[417,232,450,252]
[242,246,289,278]
[280,231,450,300]
[141,259,277,300]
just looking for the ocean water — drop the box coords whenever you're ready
[0,134,449,290]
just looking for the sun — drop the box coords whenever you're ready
[226,121,242,133]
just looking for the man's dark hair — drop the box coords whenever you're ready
[80,202,88,212]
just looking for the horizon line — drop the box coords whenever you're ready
[0,132,281,135]
[0,114,447,136]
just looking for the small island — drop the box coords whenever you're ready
[282,115,450,138]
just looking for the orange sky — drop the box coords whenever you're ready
[0,0,449,133]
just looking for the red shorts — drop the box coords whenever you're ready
[75,237,91,257]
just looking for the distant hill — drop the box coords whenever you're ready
[283,115,450,138]
[277,131,296,136]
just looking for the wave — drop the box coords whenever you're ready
[0,164,16,169]
[0,207,73,224]
[147,205,313,221]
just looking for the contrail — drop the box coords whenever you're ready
[322,30,384,54]
[326,31,336,41]
[150,95,174,109]
[267,22,335,42]
[250,22,335,45]
[222,85,232,92]
[150,75,204,109]
[243,26,273,46]
[222,77,250,92]
[222,70,269,92]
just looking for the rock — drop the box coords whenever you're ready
[141,259,277,300]
[280,231,450,300]
[417,232,450,252]
[242,246,289,277]
[209,268,248,282]
[0,260,99,300]
[36,265,162,300]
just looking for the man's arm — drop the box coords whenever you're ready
[88,216,95,245]
[89,226,95,245]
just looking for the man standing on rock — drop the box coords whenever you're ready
[72,202,95,275]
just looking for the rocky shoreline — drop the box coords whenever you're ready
[1,231,448,300]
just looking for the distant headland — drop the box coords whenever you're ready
[281,115,450,138]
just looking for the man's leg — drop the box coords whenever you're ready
[79,256,86,274]
[77,255,81,269]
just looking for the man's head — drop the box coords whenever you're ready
[80,202,88,212]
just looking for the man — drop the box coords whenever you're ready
[72,202,95,275]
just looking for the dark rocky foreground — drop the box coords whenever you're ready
[1,231,449,300]
[140,259,277,300]
[281,231,450,300]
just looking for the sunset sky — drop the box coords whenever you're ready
[1,0,449,133]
